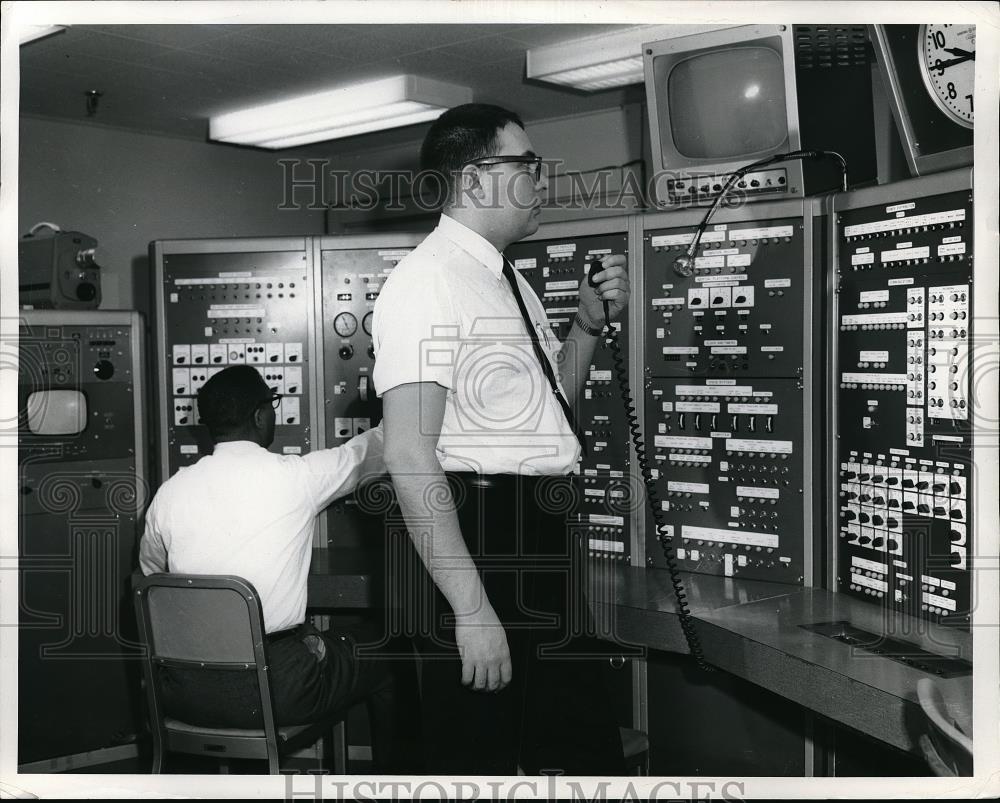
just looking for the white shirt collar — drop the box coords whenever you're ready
[212,440,266,453]
[436,213,505,281]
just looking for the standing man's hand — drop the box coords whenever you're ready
[455,605,512,692]
[577,254,630,327]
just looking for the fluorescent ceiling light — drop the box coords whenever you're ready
[527,24,729,91]
[210,75,473,149]
[19,24,67,46]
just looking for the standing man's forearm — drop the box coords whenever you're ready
[382,381,512,692]
[387,458,487,621]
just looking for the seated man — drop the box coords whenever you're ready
[139,365,406,771]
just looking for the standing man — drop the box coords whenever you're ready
[139,365,412,773]
[373,104,630,775]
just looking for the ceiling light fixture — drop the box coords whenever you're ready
[19,24,68,46]
[526,24,728,91]
[209,75,473,149]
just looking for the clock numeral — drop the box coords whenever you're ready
[934,58,946,76]
[947,82,957,100]
[965,94,974,112]
[933,30,946,49]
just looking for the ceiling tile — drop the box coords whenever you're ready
[28,28,179,65]
[237,25,369,51]
[505,23,639,48]
[81,24,249,49]
[173,33,352,73]
[17,21,648,143]
[142,50,303,90]
[435,35,528,65]
[383,48,482,79]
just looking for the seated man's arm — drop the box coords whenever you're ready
[138,497,167,575]
[303,423,387,511]
[383,381,512,693]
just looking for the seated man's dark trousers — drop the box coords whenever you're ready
[159,619,414,773]
[400,472,627,776]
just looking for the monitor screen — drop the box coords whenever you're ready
[26,390,87,435]
[663,46,789,160]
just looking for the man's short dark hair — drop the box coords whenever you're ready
[420,103,525,206]
[197,365,270,440]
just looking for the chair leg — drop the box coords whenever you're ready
[151,729,165,774]
[331,721,347,774]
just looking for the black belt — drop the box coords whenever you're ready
[265,625,301,644]
[447,472,558,491]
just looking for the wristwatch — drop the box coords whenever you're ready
[574,312,603,337]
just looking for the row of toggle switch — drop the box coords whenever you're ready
[844,221,963,242]
[663,412,775,433]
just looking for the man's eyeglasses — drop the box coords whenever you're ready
[260,393,283,410]
[463,155,544,181]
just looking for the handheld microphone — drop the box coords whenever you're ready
[587,260,611,324]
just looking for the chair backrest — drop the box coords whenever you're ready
[916,676,973,776]
[132,572,277,733]
[145,582,259,663]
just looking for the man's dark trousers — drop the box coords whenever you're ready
[403,472,627,776]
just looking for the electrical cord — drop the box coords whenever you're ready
[587,270,712,671]
[672,149,848,277]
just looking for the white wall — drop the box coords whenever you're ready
[318,102,647,232]
[18,116,326,310]
[18,103,644,306]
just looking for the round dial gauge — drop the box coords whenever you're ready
[919,24,975,128]
[333,312,357,337]
[362,311,374,336]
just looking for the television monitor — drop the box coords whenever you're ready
[26,389,87,435]
[644,24,878,207]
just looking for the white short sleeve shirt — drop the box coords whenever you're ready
[372,214,580,476]
[138,428,385,633]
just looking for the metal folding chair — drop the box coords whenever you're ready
[132,572,346,774]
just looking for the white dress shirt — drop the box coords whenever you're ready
[138,427,384,633]
[372,213,580,476]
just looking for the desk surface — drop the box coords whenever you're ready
[308,550,973,753]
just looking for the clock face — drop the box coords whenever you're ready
[918,24,975,128]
